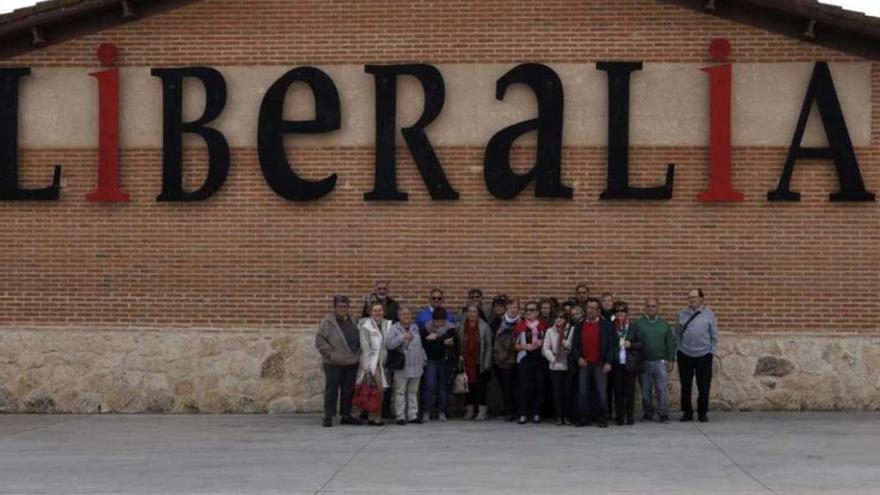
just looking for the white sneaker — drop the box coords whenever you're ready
[463,405,475,420]
[474,405,488,421]
[438,413,447,422]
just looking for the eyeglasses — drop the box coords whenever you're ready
[469,294,482,299]
[431,296,443,301]
[376,286,388,291]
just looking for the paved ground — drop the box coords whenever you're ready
[0,413,878,494]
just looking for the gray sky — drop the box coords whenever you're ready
[1,0,879,18]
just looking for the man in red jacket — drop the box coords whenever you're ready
[570,298,614,428]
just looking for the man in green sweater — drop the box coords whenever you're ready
[634,297,676,423]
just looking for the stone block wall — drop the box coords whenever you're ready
[1,329,878,413]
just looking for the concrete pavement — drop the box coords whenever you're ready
[1,413,878,494]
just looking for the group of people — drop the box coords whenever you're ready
[314,282,719,428]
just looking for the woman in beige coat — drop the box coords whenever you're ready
[356,302,390,425]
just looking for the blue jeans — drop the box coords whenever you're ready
[577,365,608,421]
[422,360,450,415]
[641,360,669,417]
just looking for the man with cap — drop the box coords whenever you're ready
[315,295,362,427]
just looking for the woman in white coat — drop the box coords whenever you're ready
[357,302,390,425]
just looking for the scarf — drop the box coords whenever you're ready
[615,316,629,334]
[428,320,451,336]
[464,320,480,381]
[497,313,520,337]
[554,324,567,355]
[523,318,543,348]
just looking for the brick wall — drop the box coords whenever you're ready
[2,0,863,66]
[1,0,878,335]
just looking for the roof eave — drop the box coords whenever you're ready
[0,0,201,60]
[659,0,880,60]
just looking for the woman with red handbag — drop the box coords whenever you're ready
[355,303,390,425]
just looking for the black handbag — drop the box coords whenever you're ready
[386,348,405,370]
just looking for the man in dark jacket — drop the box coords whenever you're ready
[574,283,590,312]
[459,288,493,325]
[570,298,615,427]
[361,280,400,322]
[315,295,362,427]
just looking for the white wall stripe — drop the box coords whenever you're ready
[15,62,871,149]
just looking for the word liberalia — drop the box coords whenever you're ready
[0,40,874,203]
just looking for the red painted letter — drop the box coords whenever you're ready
[698,38,744,202]
[86,43,129,202]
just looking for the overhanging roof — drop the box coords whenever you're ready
[1,0,880,60]
[659,0,880,59]
[0,0,199,58]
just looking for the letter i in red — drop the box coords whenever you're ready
[86,43,129,202]
[698,38,744,202]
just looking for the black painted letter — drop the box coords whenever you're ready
[364,64,458,201]
[596,62,674,200]
[258,67,339,201]
[151,67,229,201]
[768,62,874,202]
[484,64,572,200]
[0,67,61,201]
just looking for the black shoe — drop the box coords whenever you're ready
[641,413,653,422]
[616,418,624,426]
[680,413,693,422]
[626,417,634,425]
[396,419,406,426]
[322,418,332,427]
[698,414,709,423]
[367,420,385,426]
[408,418,423,424]
[659,415,670,423]
[597,421,608,428]
[340,416,362,425]
[556,418,564,426]
[575,419,589,427]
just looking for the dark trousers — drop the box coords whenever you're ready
[606,374,615,419]
[517,358,546,418]
[549,370,573,420]
[322,363,358,419]
[577,365,608,421]
[677,351,713,415]
[611,363,636,421]
[466,371,491,406]
[497,366,518,418]
[382,371,394,418]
